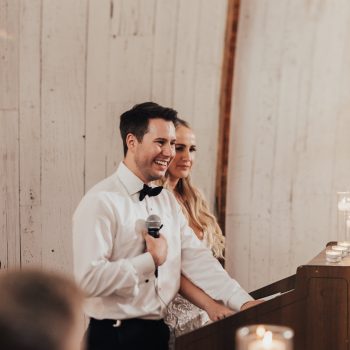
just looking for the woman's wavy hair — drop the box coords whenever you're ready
[162,118,225,259]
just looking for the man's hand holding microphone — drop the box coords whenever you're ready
[143,215,168,275]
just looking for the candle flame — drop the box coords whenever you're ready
[262,331,273,346]
[256,325,266,338]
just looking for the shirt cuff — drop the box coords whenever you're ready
[227,289,254,311]
[130,252,156,279]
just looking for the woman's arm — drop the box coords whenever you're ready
[179,275,234,321]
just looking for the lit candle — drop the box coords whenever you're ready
[248,331,286,350]
[236,325,293,350]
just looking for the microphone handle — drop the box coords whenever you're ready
[147,228,160,277]
[148,228,160,238]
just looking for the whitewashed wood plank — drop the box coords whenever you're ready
[19,0,42,267]
[224,1,268,289]
[227,0,350,291]
[112,0,156,37]
[41,0,87,273]
[265,0,317,282]
[151,0,178,106]
[172,0,200,119]
[85,0,110,191]
[226,0,285,290]
[106,0,156,175]
[252,0,302,286]
[225,214,250,290]
[0,110,20,270]
[0,0,19,109]
[190,0,227,209]
[106,36,154,174]
[290,0,350,272]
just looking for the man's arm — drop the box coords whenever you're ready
[180,275,234,321]
[178,212,258,311]
[73,193,156,298]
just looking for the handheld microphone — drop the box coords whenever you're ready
[145,214,163,278]
[145,214,163,238]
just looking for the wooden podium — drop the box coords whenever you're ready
[175,244,350,350]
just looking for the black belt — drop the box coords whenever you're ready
[87,317,170,350]
[90,317,165,328]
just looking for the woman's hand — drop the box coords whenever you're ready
[240,299,264,311]
[205,300,234,321]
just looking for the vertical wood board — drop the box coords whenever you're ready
[41,0,87,273]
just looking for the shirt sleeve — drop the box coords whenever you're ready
[179,209,253,311]
[72,193,155,298]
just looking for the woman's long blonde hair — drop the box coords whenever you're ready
[162,119,225,259]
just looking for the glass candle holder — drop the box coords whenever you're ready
[331,245,348,257]
[337,241,350,253]
[236,324,294,350]
[337,192,350,241]
[325,249,342,263]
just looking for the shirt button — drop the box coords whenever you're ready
[145,279,149,283]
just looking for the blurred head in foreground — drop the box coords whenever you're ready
[0,269,84,350]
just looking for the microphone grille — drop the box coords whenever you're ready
[146,214,161,229]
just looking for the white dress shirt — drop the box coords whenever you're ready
[72,162,253,321]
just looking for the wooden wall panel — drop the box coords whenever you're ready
[0,0,20,270]
[1,0,227,275]
[19,0,42,267]
[84,0,228,200]
[151,0,178,105]
[0,111,20,269]
[226,0,350,291]
[0,0,19,109]
[105,0,157,175]
[173,0,200,120]
[173,0,227,206]
[85,0,110,191]
[192,0,228,205]
[40,0,86,273]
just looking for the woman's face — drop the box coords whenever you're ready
[168,125,196,182]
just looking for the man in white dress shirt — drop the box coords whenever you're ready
[73,102,258,350]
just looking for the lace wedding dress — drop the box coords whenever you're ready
[165,293,211,349]
[165,235,214,348]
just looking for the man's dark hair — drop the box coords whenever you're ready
[120,102,178,156]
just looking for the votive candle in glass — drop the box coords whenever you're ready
[236,325,293,350]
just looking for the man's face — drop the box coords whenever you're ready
[130,118,176,183]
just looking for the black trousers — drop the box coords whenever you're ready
[86,317,170,350]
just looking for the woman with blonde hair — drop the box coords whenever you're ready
[162,118,234,339]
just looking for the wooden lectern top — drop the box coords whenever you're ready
[175,243,350,350]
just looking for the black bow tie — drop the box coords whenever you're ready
[139,184,163,201]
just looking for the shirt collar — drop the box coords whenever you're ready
[116,162,145,196]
